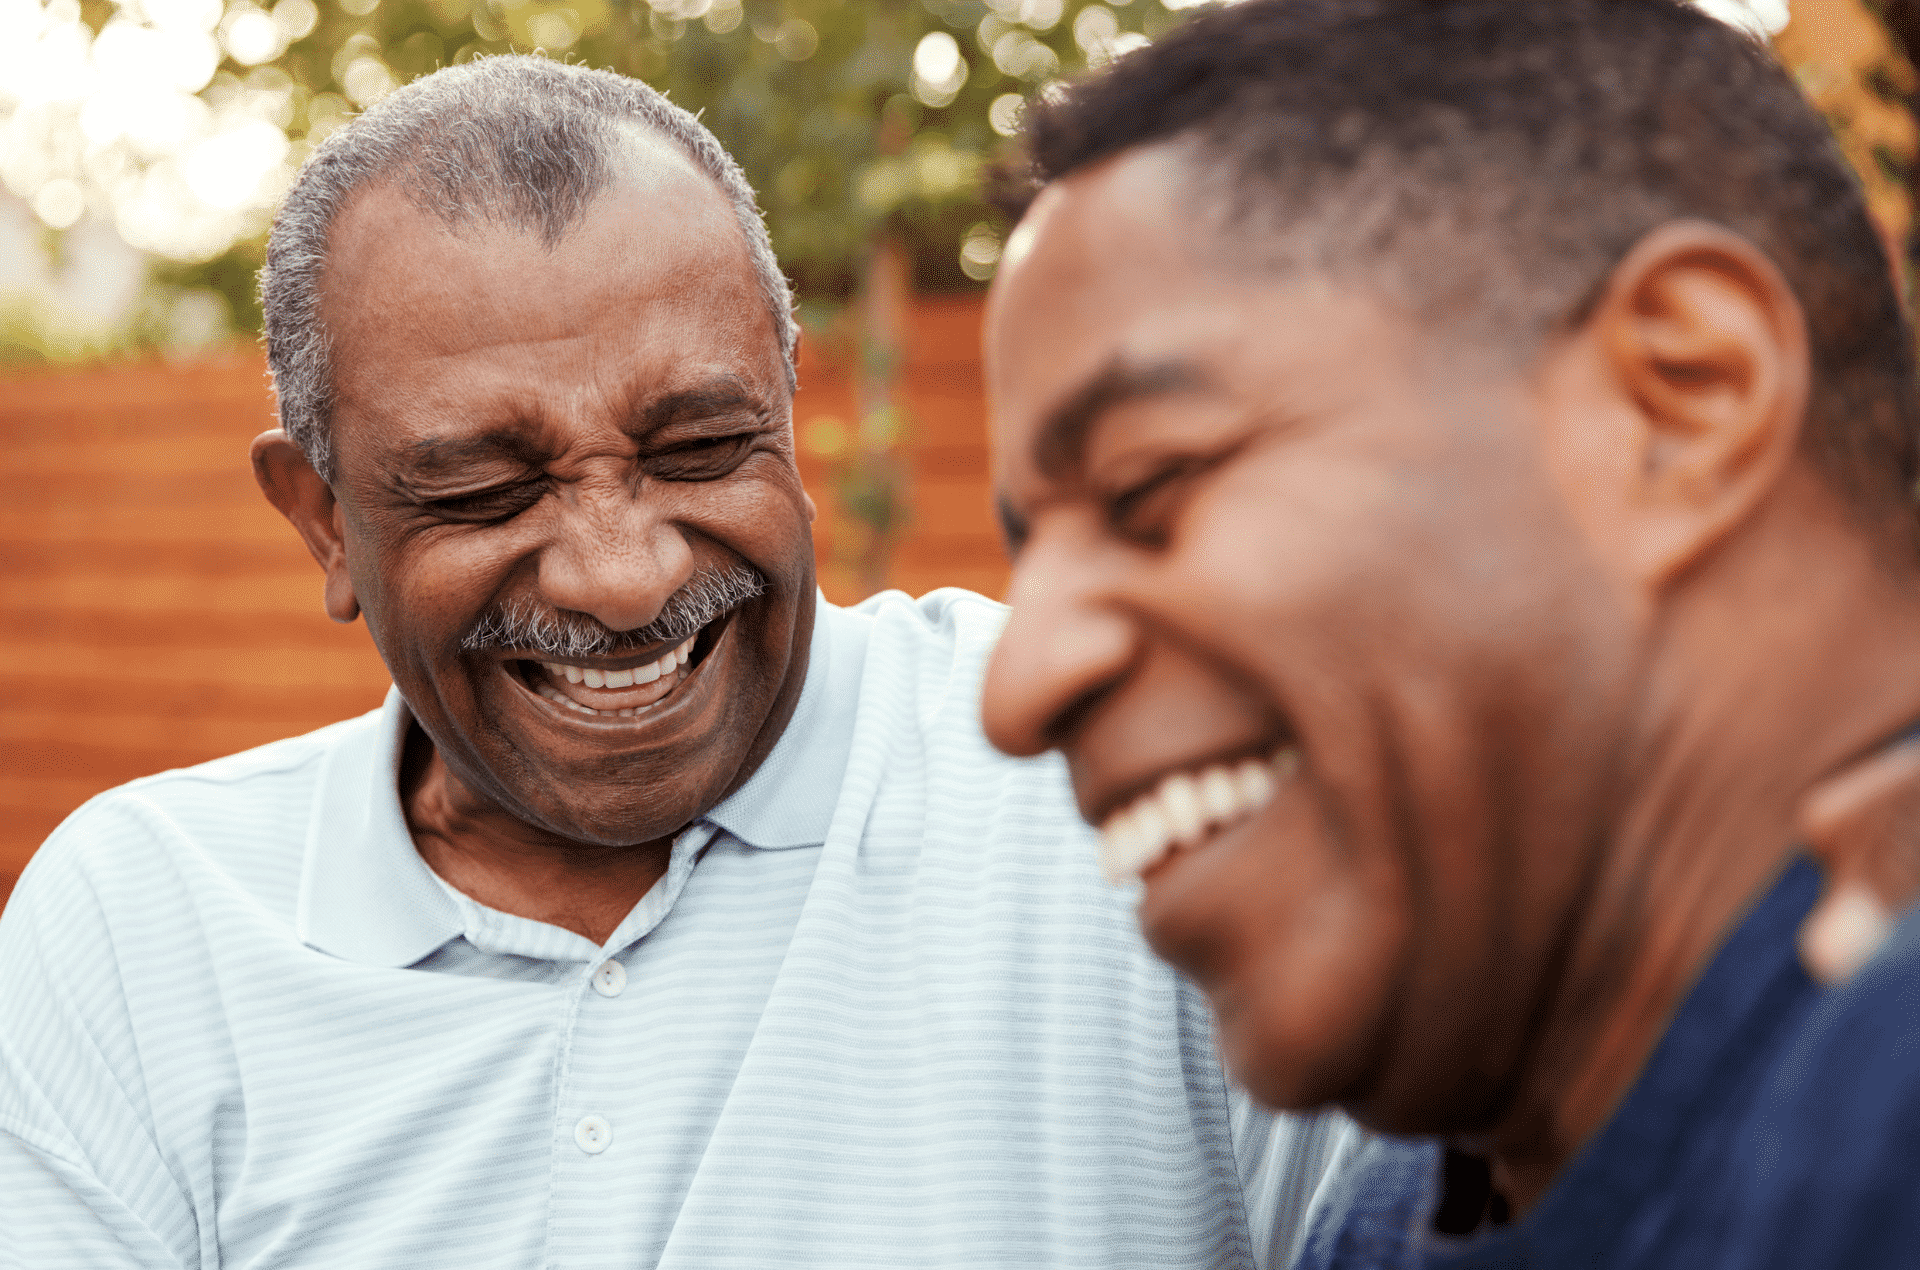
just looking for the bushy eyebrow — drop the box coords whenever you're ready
[638,376,771,431]
[399,429,548,478]
[1032,357,1209,480]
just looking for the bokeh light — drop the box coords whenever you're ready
[0,0,1179,362]
[1695,0,1792,38]
[1,0,298,270]
[913,32,969,109]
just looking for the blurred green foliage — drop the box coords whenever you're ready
[177,0,1180,326]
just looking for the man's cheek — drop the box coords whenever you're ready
[1151,800,1411,1111]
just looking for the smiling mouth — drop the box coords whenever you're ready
[1098,748,1299,885]
[509,617,725,720]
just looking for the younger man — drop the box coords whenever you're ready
[981,2,1920,1265]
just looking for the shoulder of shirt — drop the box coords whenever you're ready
[831,587,1038,763]
[841,588,1010,702]
[839,586,1009,649]
[1707,897,1920,1267]
[810,588,1091,842]
[10,704,386,905]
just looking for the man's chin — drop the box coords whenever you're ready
[422,704,757,850]
[1216,1014,1348,1114]
[452,626,783,832]
[518,804,705,850]
[1203,968,1405,1117]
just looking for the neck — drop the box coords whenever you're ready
[400,725,672,946]
[1486,486,1920,1211]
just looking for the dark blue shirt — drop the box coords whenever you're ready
[1299,857,1920,1270]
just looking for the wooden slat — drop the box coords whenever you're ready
[0,606,388,649]
[0,680,389,718]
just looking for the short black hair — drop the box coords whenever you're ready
[1018,0,1920,539]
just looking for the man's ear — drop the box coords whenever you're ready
[1576,220,1812,589]
[250,429,361,624]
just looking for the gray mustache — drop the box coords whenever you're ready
[461,563,768,660]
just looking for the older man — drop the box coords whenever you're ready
[979,2,1920,1267]
[0,57,1352,1268]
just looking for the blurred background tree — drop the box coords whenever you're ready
[0,0,1182,334]
[1774,1,1918,277]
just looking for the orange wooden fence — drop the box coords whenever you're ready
[0,294,1004,906]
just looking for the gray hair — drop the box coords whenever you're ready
[259,54,798,484]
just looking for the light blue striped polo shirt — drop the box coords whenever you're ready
[0,588,1362,1269]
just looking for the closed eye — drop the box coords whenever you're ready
[423,481,547,523]
[645,433,759,481]
[1105,455,1218,548]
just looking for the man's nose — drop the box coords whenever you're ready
[981,535,1137,758]
[536,480,693,634]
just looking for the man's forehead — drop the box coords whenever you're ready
[327,131,731,269]
[986,148,1250,461]
[1003,145,1195,281]
[319,147,755,352]
[314,139,782,467]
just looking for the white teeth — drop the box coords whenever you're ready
[1198,766,1239,822]
[1158,772,1206,847]
[538,686,599,715]
[537,684,661,719]
[1235,758,1275,806]
[1098,810,1155,885]
[1097,749,1297,886]
[532,631,699,709]
[1131,800,1169,863]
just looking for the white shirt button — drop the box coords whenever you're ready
[591,959,627,997]
[574,1115,612,1155]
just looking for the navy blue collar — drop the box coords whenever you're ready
[1430,858,1823,1267]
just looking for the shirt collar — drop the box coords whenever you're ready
[699,591,862,850]
[298,591,859,967]
[1419,857,1823,1266]
[296,688,465,968]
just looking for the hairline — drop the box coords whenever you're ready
[322,125,789,396]
[260,57,798,486]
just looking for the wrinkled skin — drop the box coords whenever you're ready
[255,128,815,941]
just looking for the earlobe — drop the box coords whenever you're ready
[1797,739,1920,983]
[250,429,361,624]
[1593,221,1811,587]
